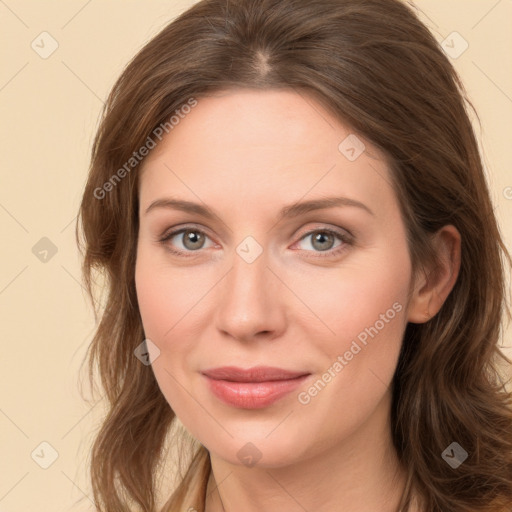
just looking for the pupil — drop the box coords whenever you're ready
[314,232,333,251]
[184,230,203,249]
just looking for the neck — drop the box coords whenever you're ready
[204,390,413,512]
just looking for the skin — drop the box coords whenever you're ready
[135,88,461,512]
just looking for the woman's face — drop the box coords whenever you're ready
[135,88,415,467]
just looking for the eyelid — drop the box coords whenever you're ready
[294,223,354,242]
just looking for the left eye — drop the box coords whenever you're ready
[295,229,346,253]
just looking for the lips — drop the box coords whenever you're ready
[201,366,310,382]
[201,366,311,409]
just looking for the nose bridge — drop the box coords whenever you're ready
[225,247,271,316]
[214,244,282,340]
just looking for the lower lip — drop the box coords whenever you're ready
[203,375,310,409]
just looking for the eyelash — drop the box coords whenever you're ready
[157,225,353,259]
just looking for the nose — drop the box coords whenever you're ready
[214,247,286,343]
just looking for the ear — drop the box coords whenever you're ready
[407,225,461,324]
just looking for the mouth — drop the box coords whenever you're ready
[201,366,311,409]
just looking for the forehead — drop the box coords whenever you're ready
[143,88,376,164]
[139,88,396,219]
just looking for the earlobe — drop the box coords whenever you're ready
[407,225,461,324]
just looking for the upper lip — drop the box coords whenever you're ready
[201,366,310,382]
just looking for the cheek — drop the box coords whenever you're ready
[305,251,410,353]
[135,249,201,424]
[135,263,171,340]
[298,243,411,405]
[290,266,409,455]
[135,245,203,342]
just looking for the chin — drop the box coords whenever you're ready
[203,424,315,469]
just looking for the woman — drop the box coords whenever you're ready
[77,0,512,510]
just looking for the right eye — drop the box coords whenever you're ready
[159,226,216,256]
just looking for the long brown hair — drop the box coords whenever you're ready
[76,0,512,510]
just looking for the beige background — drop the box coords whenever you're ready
[1,1,511,510]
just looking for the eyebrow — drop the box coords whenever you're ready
[144,196,374,221]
